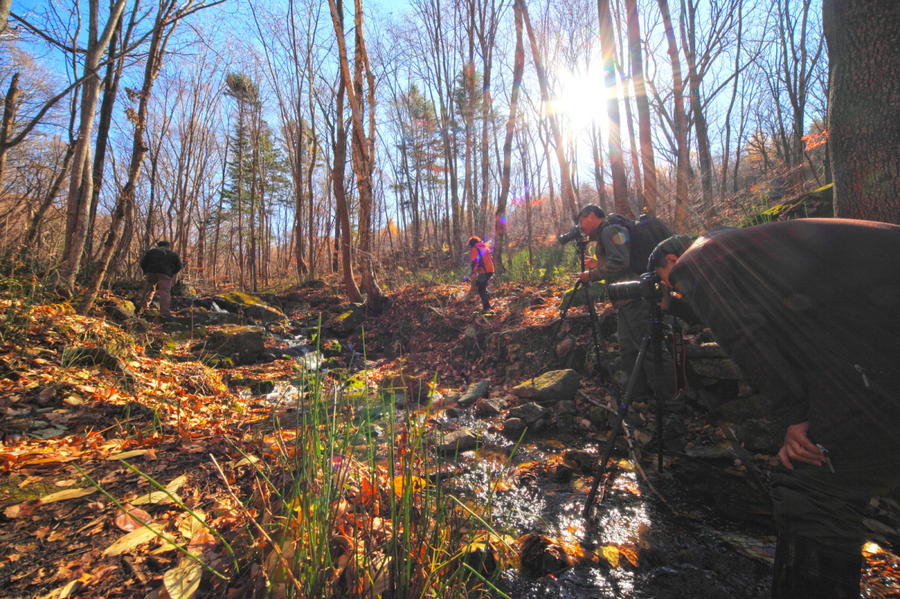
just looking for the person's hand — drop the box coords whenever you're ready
[778,422,826,469]
[584,257,598,270]
[578,271,591,283]
[658,290,673,311]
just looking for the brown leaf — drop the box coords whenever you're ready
[115,505,153,532]
[4,499,42,519]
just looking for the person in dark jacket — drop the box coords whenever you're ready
[576,204,678,410]
[138,240,182,317]
[648,219,900,599]
[468,236,494,313]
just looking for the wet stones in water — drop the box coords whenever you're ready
[508,402,550,423]
[445,407,464,419]
[502,417,527,438]
[474,397,506,416]
[517,534,574,578]
[434,427,479,454]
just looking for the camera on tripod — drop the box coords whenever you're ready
[607,271,665,302]
[557,225,584,246]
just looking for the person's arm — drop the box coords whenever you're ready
[172,252,183,275]
[587,225,630,282]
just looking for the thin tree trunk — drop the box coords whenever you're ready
[598,0,629,216]
[520,0,577,220]
[626,0,658,214]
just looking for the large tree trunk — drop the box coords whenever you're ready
[823,0,900,223]
[598,0,628,216]
[657,0,688,231]
[626,0,657,215]
[54,0,128,293]
[78,1,183,315]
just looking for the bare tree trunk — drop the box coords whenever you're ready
[0,72,20,190]
[54,0,128,293]
[494,0,525,276]
[657,0,688,231]
[626,0,657,215]
[520,0,577,220]
[79,0,186,315]
[598,0,628,216]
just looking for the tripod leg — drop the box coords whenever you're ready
[583,334,652,520]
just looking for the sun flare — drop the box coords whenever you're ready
[556,69,609,132]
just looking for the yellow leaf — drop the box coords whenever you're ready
[108,449,148,461]
[163,560,203,599]
[104,525,166,556]
[601,545,619,568]
[40,488,96,503]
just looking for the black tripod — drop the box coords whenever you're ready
[536,239,616,383]
[583,294,684,519]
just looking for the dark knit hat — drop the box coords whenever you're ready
[647,235,695,271]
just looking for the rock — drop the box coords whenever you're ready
[588,406,609,428]
[512,370,581,404]
[458,379,491,407]
[102,298,135,322]
[435,427,479,453]
[555,336,576,358]
[684,342,730,359]
[718,394,773,426]
[327,303,366,336]
[508,402,550,424]
[214,292,287,324]
[735,418,784,453]
[556,413,574,433]
[445,407,464,419]
[689,358,746,380]
[502,418,527,438]
[191,325,267,366]
[557,400,577,415]
[474,397,506,416]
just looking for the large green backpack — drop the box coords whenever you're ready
[604,213,674,274]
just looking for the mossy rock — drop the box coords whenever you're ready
[744,184,833,226]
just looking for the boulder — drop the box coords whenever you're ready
[435,427,479,454]
[508,402,550,424]
[684,342,730,359]
[457,379,491,407]
[191,325,267,366]
[474,397,506,416]
[502,418,527,439]
[214,292,287,324]
[102,298,135,322]
[512,370,581,404]
[717,394,773,426]
[327,303,366,336]
[689,358,746,380]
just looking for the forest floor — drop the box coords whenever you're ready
[1,275,899,598]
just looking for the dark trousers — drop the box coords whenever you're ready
[475,272,492,311]
[140,272,174,314]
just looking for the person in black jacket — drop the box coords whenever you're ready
[649,219,900,599]
[138,241,182,317]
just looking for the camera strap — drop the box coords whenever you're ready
[670,321,687,394]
